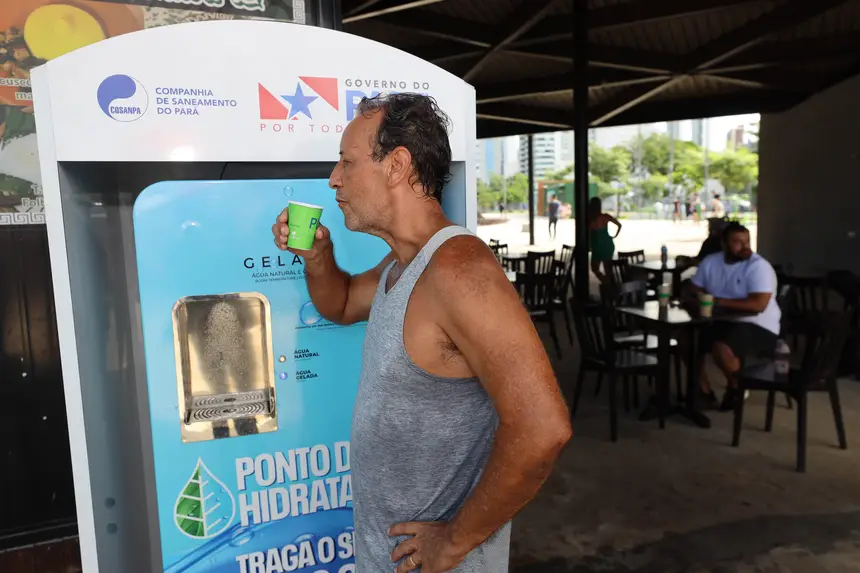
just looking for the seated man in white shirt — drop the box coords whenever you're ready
[690,222,782,411]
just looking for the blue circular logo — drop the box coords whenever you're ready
[97,74,148,122]
[299,301,323,326]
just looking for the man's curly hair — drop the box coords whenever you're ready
[357,93,453,202]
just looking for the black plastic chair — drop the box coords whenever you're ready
[618,250,646,265]
[552,260,574,344]
[489,243,509,266]
[526,249,556,275]
[515,268,562,359]
[558,244,575,275]
[732,311,852,472]
[570,300,662,441]
[606,259,631,285]
[778,275,842,409]
[600,280,684,401]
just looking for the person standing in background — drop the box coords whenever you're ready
[548,194,561,240]
[588,196,621,284]
[710,194,726,219]
[692,195,702,223]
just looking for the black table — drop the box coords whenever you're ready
[631,259,677,273]
[630,260,682,297]
[615,301,755,429]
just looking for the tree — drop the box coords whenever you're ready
[477,179,498,209]
[589,145,630,184]
[640,173,668,202]
[504,172,529,205]
[543,145,629,185]
[673,144,705,194]
[524,130,759,208]
[620,132,672,177]
[477,172,529,210]
[544,164,573,181]
[709,148,758,194]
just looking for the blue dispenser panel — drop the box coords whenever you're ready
[134,180,389,572]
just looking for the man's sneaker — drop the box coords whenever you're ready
[719,388,750,412]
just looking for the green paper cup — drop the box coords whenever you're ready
[287,201,323,250]
[699,293,714,318]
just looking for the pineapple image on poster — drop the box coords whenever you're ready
[174,458,236,539]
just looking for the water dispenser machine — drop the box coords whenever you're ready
[32,20,476,573]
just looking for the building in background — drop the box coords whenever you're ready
[692,119,705,146]
[517,132,574,179]
[667,121,680,141]
[476,138,504,183]
[727,125,746,150]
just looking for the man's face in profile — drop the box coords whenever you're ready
[329,112,389,232]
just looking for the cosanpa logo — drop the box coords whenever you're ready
[97,74,149,122]
[174,458,236,539]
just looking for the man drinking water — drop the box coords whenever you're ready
[272,93,571,573]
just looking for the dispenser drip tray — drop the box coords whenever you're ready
[186,389,273,424]
[172,292,278,442]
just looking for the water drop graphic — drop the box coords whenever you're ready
[283,186,294,198]
[294,532,319,546]
[299,301,323,326]
[229,527,255,547]
[174,458,236,539]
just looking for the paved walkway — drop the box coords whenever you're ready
[478,213,758,258]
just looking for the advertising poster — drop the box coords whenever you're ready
[134,179,388,572]
[0,0,304,224]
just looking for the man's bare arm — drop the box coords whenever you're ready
[273,209,392,324]
[715,292,771,314]
[427,238,571,554]
[304,247,393,324]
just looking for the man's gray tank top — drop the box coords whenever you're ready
[351,225,511,572]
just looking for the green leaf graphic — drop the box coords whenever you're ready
[174,459,236,539]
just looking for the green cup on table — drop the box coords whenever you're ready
[699,293,714,317]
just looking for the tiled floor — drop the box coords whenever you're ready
[4,326,860,573]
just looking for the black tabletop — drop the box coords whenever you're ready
[632,259,677,272]
[616,300,755,325]
[616,301,695,324]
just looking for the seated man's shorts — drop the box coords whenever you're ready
[702,321,778,359]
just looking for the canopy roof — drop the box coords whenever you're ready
[342,0,860,138]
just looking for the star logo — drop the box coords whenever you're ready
[258,77,340,121]
[282,83,317,120]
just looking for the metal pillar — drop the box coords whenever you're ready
[573,0,589,301]
[314,0,343,30]
[528,135,535,245]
